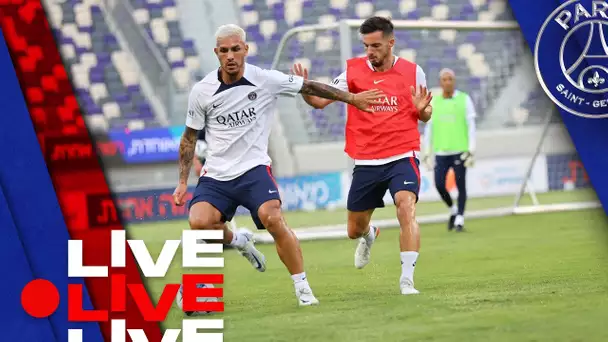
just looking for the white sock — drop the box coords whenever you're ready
[230,231,247,249]
[451,204,458,215]
[291,272,309,289]
[454,215,465,226]
[400,251,419,284]
[363,225,376,245]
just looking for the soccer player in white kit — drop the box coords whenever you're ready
[172,24,384,306]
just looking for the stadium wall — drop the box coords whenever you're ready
[281,123,575,175]
[176,0,240,74]
[100,123,576,194]
[114,150,590,225]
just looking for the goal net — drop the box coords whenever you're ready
[250,20,600,243]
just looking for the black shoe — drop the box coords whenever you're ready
[455,224,464,232]
[448,214,456,231]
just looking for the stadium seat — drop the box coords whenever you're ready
[45,0,161,131]
[126,0,201,89]
[514,87,559,126]
[235,0,546,141]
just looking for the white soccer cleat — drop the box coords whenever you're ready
[400,278,420,295]
[236,229,266,272]
[354,225,379,269]
[296,287,319,307]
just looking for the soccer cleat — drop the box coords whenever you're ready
[236,229,267,272]
[354,225,380,269]
[448,214,456,231]
[400,278,420,295]
[296,287,319,307]
[454,215,465,233]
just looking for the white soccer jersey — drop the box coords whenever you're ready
[186,63,304,181]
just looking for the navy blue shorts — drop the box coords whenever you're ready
[188,165,280,230]
[347,157,421,212]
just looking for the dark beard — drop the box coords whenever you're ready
[370,59,383,68]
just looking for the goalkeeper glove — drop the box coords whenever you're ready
[461,152,474,168]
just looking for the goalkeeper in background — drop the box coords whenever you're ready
[423,68,476,232]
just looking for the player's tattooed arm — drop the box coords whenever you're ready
[300,79,355,104]
[301,92,333,109]
[178,126,198,184]
[300,80,384,112]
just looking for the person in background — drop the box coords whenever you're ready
[423,68,477,232]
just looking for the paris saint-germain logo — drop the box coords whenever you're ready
[535,0,608,118]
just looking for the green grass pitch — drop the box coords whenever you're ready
[128,190,608,341]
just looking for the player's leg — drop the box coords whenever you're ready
[189,202,234,243]
[347,165,386,269]
[189,177,266,272]
[388,157,422,295]
[226,211,271,270]
[243,166,318,306]
[250,212,267,231]
[434,155,457,231]
[453,154,468,232]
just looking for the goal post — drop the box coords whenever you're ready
[248,19,601,244]
[270,20,523,69]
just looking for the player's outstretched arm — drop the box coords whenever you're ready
[173,126,198,206]
[300,79,384,113]
[301,90,334,109]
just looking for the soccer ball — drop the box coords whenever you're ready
[175,283,218,316]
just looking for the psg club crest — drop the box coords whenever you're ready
[535,0,608,118]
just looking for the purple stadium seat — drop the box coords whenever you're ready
[235,0,531,139]
[126,85,141,94]
[46,0,160,131]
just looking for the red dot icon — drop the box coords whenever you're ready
[21,279,60,318]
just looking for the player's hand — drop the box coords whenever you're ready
[290,63,308,80]
[421,104,433,122]
[461,152,475,168]
[352,89,385,113]
[173,183,188,206]
[411,85,433,113]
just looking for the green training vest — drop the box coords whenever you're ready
[430,91,470,153]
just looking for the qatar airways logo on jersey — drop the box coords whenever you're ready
[20,230,224,342]
[371,96,399,112]
[216,107,257,128]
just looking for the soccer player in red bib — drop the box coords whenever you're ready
[293,16,432,295]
